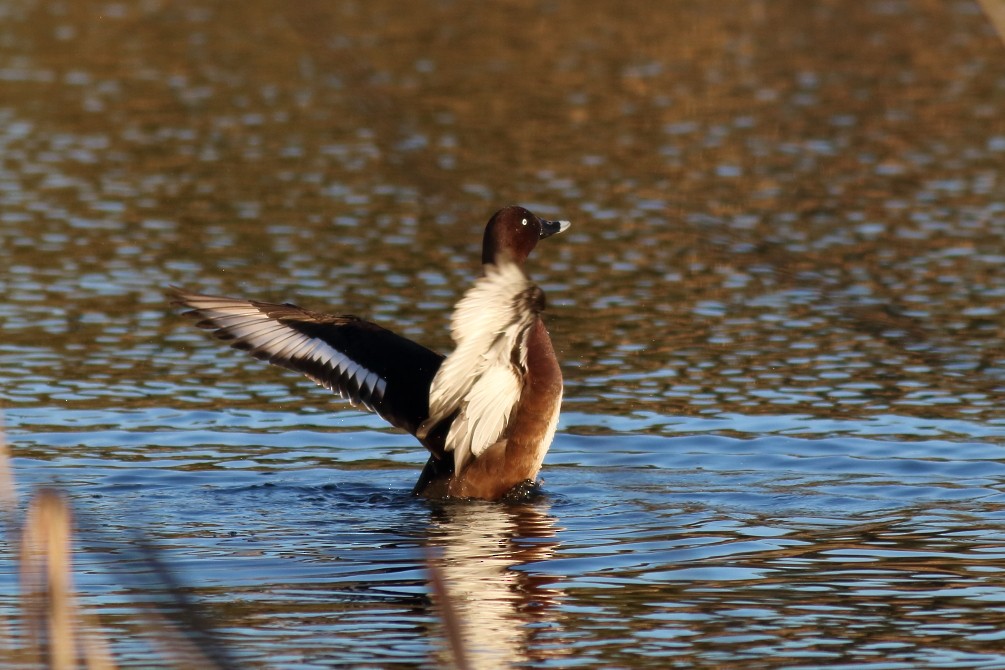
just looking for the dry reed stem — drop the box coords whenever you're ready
[427,556,471,670]
[1,418,234,670]
[20,489,76,669]
[122,538,236,669]
[5,418,117,670]
[978,0,1005,44]
[0,419,18,515]
[16,490,229,669]
[0,423,18,662]
[19,488,117,670]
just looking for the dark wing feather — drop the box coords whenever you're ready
[169,287,444,438]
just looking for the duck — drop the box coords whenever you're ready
[169,206,570,500]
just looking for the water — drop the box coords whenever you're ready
[3,0,1005,667]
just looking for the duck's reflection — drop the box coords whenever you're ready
[424,498,565,669]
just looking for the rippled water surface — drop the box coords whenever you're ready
[3,0,1005,667]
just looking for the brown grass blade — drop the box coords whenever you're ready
[427,555,471,670]
[18,489,117,670]
[978,0,1005,44]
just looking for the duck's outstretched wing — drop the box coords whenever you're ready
[169,287,443,437]
[416,262,544,476]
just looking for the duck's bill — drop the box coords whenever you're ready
[540,219,571,238]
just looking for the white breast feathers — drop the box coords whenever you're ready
[418,261,544,475]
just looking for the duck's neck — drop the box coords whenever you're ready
[482,248,524,269]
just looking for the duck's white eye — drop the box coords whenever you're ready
[521,218,528,226]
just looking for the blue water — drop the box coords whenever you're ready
[7,404,1005,666]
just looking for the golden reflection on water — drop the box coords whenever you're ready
[3,0,1004,425]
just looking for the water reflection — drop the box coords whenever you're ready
[426,500,564,669]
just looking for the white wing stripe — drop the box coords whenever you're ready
[276,334,328,365]
[300,338,346,370]
[186,298,386,405]
[223,319,289,341]
[246,329,303,357]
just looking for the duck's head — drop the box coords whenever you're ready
[481,206,571,266]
